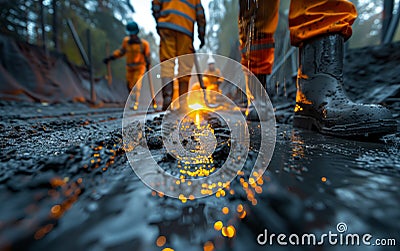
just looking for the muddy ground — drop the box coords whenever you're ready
[1,42,400,251]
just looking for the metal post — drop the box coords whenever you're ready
[290,48,297,76]
[382,0,394,43]
[383,2,400,44]
[67,19,90,66]
[106,42,112,86]
[87,29,96,103]
[40,0,47,54]
[147,66,157,109]
[52,0,59,51]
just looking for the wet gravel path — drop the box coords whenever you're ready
[0,101,399,251]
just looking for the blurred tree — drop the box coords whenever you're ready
[0,0,34,41]
[203,0,239,59]
[347,0,380,48]
[0,0,145,81]
[58,0,134,78]
[204,0,224,54]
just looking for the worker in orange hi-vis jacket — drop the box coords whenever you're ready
[203,57,223,92]
[103,21,151,110]
[152,0,206,112]
[240,0,396,138]
[203,57,223,103]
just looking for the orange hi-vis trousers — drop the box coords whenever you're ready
[159,28,194,83]
[239,0,357,75]
[126,65,146,105]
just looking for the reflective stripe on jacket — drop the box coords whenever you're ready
[152,0,206,38]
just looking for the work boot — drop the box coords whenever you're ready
[293,34,397,137]
[247,74,269,121]
[255,74,268,88]
[132,86,140,110]
[162,77,173,111]
[127,81,138,110]
[176,80,189,113]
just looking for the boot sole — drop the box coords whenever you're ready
[293,115,397,138]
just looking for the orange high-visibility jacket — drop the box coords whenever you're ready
[152,0,206,38]
[112,37,151,68]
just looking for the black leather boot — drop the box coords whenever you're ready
[177,80,189,112]
[293,34,396,137]
[161,77,173,111]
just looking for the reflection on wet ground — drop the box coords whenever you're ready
[0,103,399,251]
[269,125,400,248]
[150,111,231,180]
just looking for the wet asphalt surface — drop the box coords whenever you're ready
[0,99,399,251]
